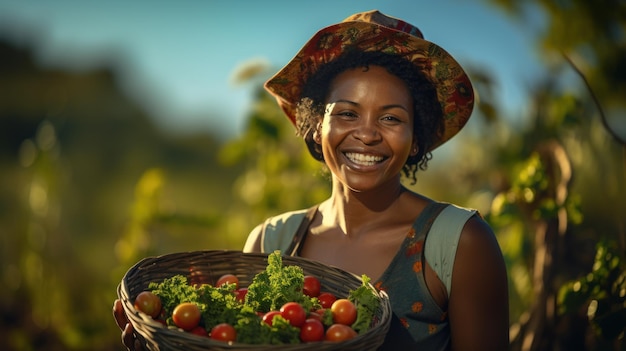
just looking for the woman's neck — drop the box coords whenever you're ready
[320,177,407,236]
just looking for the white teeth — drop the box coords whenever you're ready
[345,152,384,166]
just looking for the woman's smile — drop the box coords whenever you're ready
[344,152,386,167]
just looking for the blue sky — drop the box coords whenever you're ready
[0,0,544,136]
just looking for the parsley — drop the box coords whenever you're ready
[348,275,380,334]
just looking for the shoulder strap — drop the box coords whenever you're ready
[285,205,319,256]
[424,203,477,297]
[259,209,307,254]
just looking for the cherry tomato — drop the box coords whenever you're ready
[134,291,162,318]
[172,302,201,331]
[300,318,325,342]
[262,310,282,326]
[307,310,322,322]
[315,308,326,316]
[318,292,337,309]
[210,323,237,343]
[280,302,307,327]
[325,323,357,342]
[190,326,208,337]
[216,274,239,289]
[234,288,248,303]
[189,265,209,288]
[331,299,357,325]
[303,275,321,297]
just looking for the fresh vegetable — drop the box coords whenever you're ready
[347,275,380,334]
[216,274,239,289]
[172,302,201,331]
[317,292,337,309]
[300,318,325,342]
[234,288,247,303]
[261,311,281,326]
[210,323,237,343]
[279,302,307,327]
[303,275,321,297]
[236,310,300,345]
[245,251,314,312]
[331,299,357,326]
[134,291,162,318]
[148,275,199,318]
[190,326,208,337]
[137,251,380,345]
[194,283,242,330]
[325,323,357,342]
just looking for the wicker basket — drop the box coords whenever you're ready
[118,250,391,351]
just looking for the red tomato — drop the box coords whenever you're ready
[303,275,321,297]
[280,302,307,327]
[190,326,208,337]
[210,323,237,343]
[216,274,239,289]
[262,310,282,326]
[234,288,248,303]
[134,291,162,318]
[307,311,322,322]
[189,265,208,288]
[331,299,357,326]
[172,302,201,331]
[300,318,325,342]
[318,292,337,309]
[325,323,357,342]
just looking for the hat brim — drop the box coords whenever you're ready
[265,20,474,152]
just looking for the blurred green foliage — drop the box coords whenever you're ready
[1,1,625,350]
[558,241,626,343]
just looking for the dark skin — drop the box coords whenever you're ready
[112,299,143,351]
[113,66,509,351]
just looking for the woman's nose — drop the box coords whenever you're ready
[353,118,381,144]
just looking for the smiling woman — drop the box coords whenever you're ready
[243,10,509,350]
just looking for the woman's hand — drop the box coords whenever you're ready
[113,299,144,351]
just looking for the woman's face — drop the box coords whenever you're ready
[317,65,416,192]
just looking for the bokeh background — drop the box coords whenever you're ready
[1,1,624,350]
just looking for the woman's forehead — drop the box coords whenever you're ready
[325,66,413,108]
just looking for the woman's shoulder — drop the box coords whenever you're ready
[424,203,494,266]
[264,208,310,228]
[243,208,311,253]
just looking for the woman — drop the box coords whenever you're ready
[243,10,509,350]
[115,10,509,350]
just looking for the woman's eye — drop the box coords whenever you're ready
[336,111,357,118]
[381,115,401,123]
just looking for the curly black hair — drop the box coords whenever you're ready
[294,49,444,183]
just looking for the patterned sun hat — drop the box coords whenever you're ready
[264,10,475,152]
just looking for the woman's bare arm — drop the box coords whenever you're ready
[448,217,510,350]
[242,224,263,253]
